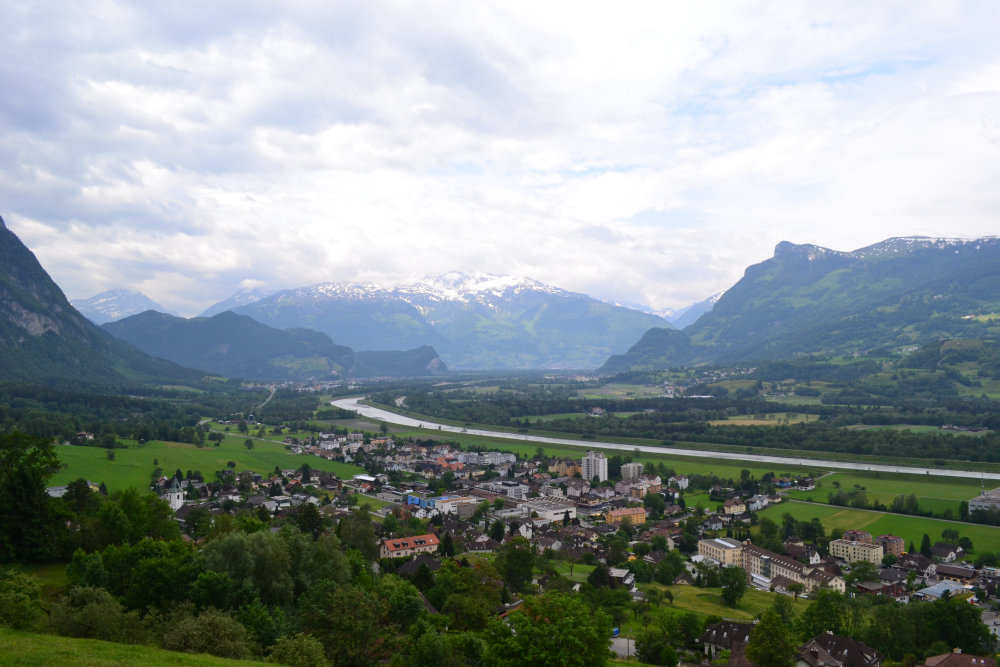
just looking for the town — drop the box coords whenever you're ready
[126,421,1000,665]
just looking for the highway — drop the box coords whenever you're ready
[332,397,1000,481]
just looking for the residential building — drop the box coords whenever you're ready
[723,498,747,515]
[605,506,648,526]
[552,459,583,477]
[698,537,744,566]
[843,530,873,544]
[380,533,440,559]
[621,462,644,479]
[797,633,882,667]
[698,621,754,659]
[829,539,884,564]
[931,542,965,562]
[743,543,846,594]
[925,653,996,667]
[876,535,905,558]
[582,451,608,482]
[669,475,689,490]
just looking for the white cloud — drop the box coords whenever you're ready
[1,1,999,316]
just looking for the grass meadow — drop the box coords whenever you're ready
[759,500,1000,554]
[52,434,363,493]
[783,469,984,518]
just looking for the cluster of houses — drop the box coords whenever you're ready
[697,528,1000,646]
[698,622,994,667]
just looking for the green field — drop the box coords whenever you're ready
[642,583,811,622]
[760,500,1000,554]
[0,628,259,667]
[783,470,983,518]
[52,436,364,492]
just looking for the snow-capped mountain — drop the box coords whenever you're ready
[669,291,726,330]
[198,287,275,317]
[205,272,671,369]
[71,289,167,324]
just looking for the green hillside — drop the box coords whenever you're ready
[0,628,262,667]
[602,237,1000,372]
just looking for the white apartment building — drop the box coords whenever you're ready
[582,451,608,482]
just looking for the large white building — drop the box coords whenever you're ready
[621,462,644,479]
[582,451,608,482]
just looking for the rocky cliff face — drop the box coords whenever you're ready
[0,215,204,386]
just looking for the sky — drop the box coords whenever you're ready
[2,2,999,317]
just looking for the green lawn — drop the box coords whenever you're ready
[760,500,1000,553]
[52,437,364,493]
[0,628,260,666]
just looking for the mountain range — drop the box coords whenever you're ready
[601,236,1000,373]
[209,272,672,369]
[71,289,168,324]
[103,310,446,380]
[0,216,207,387]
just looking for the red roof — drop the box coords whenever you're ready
[382,533,440,554]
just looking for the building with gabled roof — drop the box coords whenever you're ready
[797,632,882,667]
[379,533,440,559]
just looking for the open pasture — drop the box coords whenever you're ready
[51,435,363,493]
[760,500,1000,554]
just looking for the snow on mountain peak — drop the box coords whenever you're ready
[396,272,567,302]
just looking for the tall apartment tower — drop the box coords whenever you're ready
[582,451,608,482]
[621,462,644,480]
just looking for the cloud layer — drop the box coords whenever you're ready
[2,2,999,315]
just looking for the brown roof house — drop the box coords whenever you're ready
[925,651,996,667]
[698,620,754,659]
[797,632,882,667]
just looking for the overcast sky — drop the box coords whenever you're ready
[2,2,999,316]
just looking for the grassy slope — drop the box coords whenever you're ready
[0,628,262,667]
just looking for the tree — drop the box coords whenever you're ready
[339,507,379,561]
[0,568,45,630]
[266,632,328,667]
[942,528,960,543]
[439,532,455,558]
[0,432,67,562]
[162,607,253,659]
[719,566,747,606]
[920,533,933,557]
[296,502,325,540]
[245,439,254,450]
[484,592,611,667]
[644,492,666,519]
[845,560,879,585]
[587,564,612,589]
[496,537,535,593]
[746,608,796,667]
[489,519,506,542]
